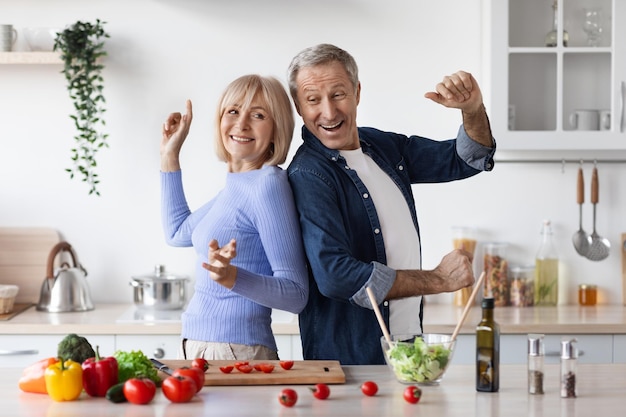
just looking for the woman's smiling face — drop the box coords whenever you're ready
[220,96,274,172]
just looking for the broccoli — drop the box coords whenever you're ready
[57,333,96,363]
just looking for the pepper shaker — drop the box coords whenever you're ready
[528,334,545,395]
[560,338,578,398]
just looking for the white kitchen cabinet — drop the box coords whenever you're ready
[115,335,181,360]
[0,334,115,368]
[612,334,626,362]
[0,52,61,64]
[451,334,612,365]
[483,0,626,151]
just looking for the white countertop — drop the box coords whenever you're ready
[4,363,625,416]
[2,303,626,336]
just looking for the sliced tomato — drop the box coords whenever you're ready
[234,361,249,367]
[279,360,294,370]
[257,363,275,373]
[235,364,253,374]
[219,365,234,374]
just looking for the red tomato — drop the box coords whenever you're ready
[403,385,422,404]
[162,375,196,403]
[310,383,330,400]
[173,367,205,393]
[191,358,209,372]
[234,361,249,367]
[278,388,298,407]
[123,378,156,405]
[360,381,378,396]
[236,364,253,373]
[257,363,275,373]
[279,360,294,370]
[219,365,234,374]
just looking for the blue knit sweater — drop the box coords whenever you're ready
[161,166,308,351]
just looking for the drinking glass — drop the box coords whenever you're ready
[582,8,603,47]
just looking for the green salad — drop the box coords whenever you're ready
[385,337,452,383]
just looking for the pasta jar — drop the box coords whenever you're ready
[578,284,597,306]
[483,242,509,307]
[509,265,534,307]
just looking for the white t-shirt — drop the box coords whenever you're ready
[340,148,422,335]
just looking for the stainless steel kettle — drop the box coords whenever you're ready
[36,241,94,312]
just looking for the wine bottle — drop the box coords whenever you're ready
[476,297,500,392]
[545,0,569,47]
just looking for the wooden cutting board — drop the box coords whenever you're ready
[0,228,60,304]
[158,360,346,386]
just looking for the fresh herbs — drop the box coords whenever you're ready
[54,20,109,196]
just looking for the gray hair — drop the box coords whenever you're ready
[287,44,359,103]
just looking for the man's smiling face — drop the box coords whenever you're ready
[295,61,361,151]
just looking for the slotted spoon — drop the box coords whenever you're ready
[586,165,610,261]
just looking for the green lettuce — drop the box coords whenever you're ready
[386,337,451,383]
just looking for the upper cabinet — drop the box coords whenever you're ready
[483,0,626,151]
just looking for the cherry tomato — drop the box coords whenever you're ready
[278,388,298,407]
[123,378,156,405]
[360,381,378,396]
[236,364,253,374]
[191,358,209,372]
[219,365,234,374]
[162,375,196,403]
[279,360,294,370]
[310,383,330,400]
[403,385,422,404]
[234,361,249,367]
[257,363,275,373]
[173,366,205,393]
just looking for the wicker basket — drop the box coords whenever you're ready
[0,285,19,314]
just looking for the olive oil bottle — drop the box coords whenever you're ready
[476,297,500,392]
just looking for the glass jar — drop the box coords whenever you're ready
[452,226,478,306]
[483,242,509,307]
[510,265,534,307]
[578,284,597,306]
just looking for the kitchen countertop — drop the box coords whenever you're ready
[1,303,626,336]
[3,363,625,416]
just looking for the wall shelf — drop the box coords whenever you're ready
[0,52,62,65]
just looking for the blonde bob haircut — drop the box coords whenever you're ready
[214,74,295,166]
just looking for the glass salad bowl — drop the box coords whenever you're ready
[381,333,456,385]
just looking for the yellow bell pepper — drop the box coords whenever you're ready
[44,359,83,401]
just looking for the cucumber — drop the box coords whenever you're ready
[105,382,127,403]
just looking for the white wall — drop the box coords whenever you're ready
[1,0,625,306]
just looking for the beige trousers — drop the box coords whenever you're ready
[179,339,279,361]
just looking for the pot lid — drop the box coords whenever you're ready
[132,264,189,282]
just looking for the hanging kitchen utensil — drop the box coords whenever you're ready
[572,165,591,256]
[36,241,94,312]
[586,165,610,261]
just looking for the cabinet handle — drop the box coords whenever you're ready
[153,347,165,359]
[619,81,626,133]
[0,349,39,356]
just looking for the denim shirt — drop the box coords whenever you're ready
[287,125,495,365]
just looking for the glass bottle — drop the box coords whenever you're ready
[545,0,569,47]
[476,297,499,392]
[483,242,509,307]
[560,338,578,398]
[528,334,545,395]
[535,220,559,306]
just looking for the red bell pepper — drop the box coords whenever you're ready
[81,345,118,397]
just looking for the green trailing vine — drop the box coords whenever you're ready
[54,20,110,196]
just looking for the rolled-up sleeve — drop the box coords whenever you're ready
[455,125,496,172]
[350,261,396,308]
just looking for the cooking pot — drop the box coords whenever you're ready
[36,241,94,312]
[130,265,189,310]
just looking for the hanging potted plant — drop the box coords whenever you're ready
[54,20,110,196]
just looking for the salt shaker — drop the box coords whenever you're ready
[528,334,545,395]
[560,338,578,398]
